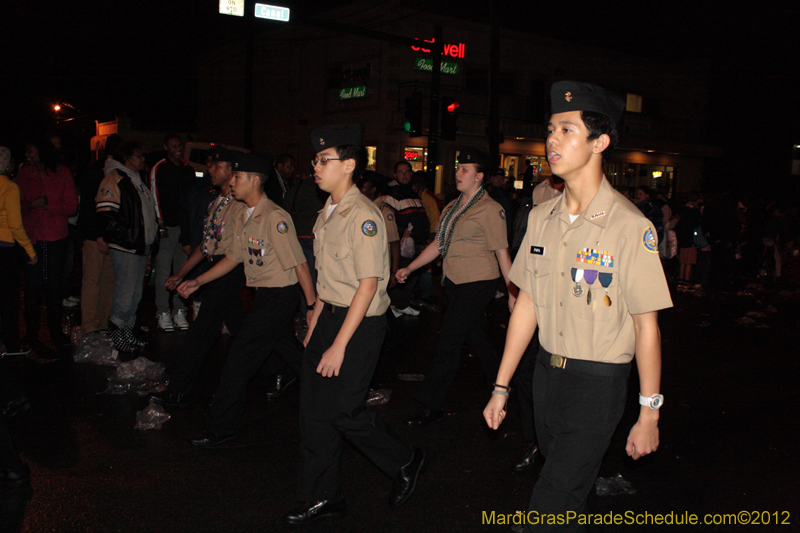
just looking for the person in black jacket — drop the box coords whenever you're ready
[95,142,157,351]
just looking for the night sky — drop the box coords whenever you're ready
[3,0,798,193]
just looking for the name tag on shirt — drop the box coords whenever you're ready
[530,246,545,256]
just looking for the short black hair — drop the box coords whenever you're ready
[275,152,295,166]
[163,132,182,145]
[335,145,367,182]
[113,141,143,165]
[394,160,412,173]
[581,111,618,165]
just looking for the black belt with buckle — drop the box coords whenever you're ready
[538,348,630,378]
[323,302,346,314]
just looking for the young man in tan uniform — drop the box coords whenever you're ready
[177,153,315,447]
[485,81,672,531]
[284,124,424,525]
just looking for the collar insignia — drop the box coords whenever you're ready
[565,91,573,102]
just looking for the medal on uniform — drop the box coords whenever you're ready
[598,273,613,306]
[583,270,597,305]
[570,268,584,297]
[256,249,264,266]
[248,247,254,264]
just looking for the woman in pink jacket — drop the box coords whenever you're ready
[15,139,78,352]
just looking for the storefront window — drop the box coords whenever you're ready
[403,147,426,172]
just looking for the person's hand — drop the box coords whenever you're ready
[483,393,508,430]
[28,254,38,266]
[388,273,398,289]
[626,418,659,460]
[181,244,191,255]
[177,279,200,298]
[165,274,183,291]
[316,343,345,377]
[303,315,317,347]
[29,196,47,210]
[396,268,411,283]
[96,237,109,254]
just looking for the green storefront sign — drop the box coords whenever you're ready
[338,86,367,100]
[414,58,460,75]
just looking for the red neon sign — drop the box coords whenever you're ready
[404,151,419,161]
[411,38,465,59]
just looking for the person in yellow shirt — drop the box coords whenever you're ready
[0,146,37,357]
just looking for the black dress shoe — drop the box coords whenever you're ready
[148,390,189,407]
[282,498,346,524]
[0,462,31,488]
[389,447,426,508]
[2,396,32,419]
[513,443,539,473]
[266,374,298,400]
[190,432,238,448]
[406,408,444,427]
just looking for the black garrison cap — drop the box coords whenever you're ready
[208,145,233,162]
[457,149,492,170]
[310,123,364,152]
[232,152,272,174]
[550,81,625,124]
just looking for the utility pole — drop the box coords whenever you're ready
[426,25,443,173]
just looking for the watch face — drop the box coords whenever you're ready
[651,395,663,409]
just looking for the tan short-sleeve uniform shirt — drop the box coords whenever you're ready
[375,198,400,243]
[203,193,246,258]
[226,194,306,288]
[440,193,508,285]
[510,178,673,364]
[313,184,390,316]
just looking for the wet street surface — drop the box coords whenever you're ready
[2,280,799,532]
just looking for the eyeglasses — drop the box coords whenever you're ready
[311,157,342,167]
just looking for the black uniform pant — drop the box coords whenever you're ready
[514,332,540,445]
[167,263,246,395]
[297,304,411,502]
[206,283,302,437]
[525,348,630,533]
[414,277,499,411]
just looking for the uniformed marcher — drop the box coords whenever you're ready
[283,124,424,525]
[177,152,316,447]
[149,146,247,406]
[484,81,673,532]
[396,149,514,427]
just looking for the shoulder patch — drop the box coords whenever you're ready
[387,213,394,221]
[361,220,378,237]
[499,208,506,220]
[642,228,658,253]
[276,221,289,234]
[101,188,114,198]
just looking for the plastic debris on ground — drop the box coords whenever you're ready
[73,331,119,366]
[135,402,171,430]
[595,473,636,496]
[106,357,168,395]
[397,374,425,382]
[366,389,392,407]
[69,326,84,346]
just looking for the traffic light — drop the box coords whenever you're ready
[441,100,459,141]
[404,92,424,136]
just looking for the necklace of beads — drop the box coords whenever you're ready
[436,186,485,257]
[201,192,235,258]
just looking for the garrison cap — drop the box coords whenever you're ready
[232,152,272,174]
[457,149,492,171]
[311,123,364,152]
[208,145,234,163]
[550,81,625,124]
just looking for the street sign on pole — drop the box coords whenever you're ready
[254,3,290,22]
[219,0,245,17]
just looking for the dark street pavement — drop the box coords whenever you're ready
[2,279,799,532]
